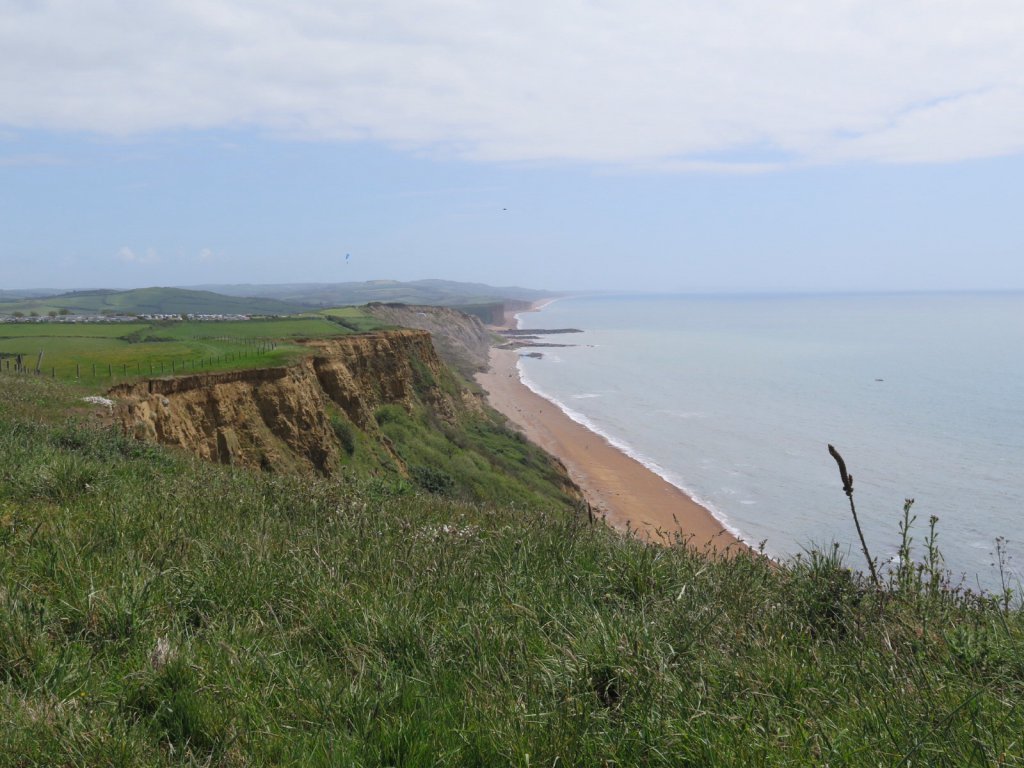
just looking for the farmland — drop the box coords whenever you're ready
[316,306,400,333]
[0,314,388,386]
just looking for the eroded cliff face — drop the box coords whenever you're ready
[361,303,493,376]
[110,330,472,474]
[304,331,472,428]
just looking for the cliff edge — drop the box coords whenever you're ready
[109,330,472,475]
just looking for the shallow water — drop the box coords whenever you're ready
[517,293,1024,592]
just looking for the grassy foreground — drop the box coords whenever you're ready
[2,378,1023,766]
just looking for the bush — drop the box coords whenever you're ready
[330,414,356,456]
[410,465,455,495]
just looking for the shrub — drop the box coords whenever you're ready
[410,465,455,495]
[330,414,356,456]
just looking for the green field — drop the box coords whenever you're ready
[317,306,395,333]
[0,323,149,338]
[154,317,359,341]
[0,316,376,385]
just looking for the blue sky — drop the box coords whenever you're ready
[2,1,1023,292]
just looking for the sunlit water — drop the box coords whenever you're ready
[517,293,1024,592]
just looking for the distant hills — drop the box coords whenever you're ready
[188,279,555,307]
[0,280,557,317]
[0,289,62,301]
[0,287,307,317]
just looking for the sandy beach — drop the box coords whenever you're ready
[477,334,744,553]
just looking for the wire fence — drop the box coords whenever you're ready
[0,341,279,383]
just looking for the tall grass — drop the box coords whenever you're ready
[1,377,1022,766]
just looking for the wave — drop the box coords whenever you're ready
[515,359,747,544]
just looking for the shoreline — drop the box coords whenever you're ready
[496,297,560,330]
[479,301,744,553]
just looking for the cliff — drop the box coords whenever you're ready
[109,330,472,475]
[361,303,494,376]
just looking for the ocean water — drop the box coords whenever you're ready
[517,293,1024,592]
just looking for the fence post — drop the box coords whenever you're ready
[76,363,80,379]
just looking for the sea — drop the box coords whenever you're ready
[516,292,1024,593]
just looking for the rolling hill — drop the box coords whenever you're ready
[188,279,557,307]
[0,287,309,317]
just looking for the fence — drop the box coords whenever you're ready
[0,341,279,383]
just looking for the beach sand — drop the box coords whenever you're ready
[476,343,744,554]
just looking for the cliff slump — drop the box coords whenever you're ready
[110,330,468,474]
[304,331,472,428]
[361,303,493,377]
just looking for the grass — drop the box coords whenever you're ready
[1,374,1023,765]
[313,348,575,509]
[317,306,393,334]
[374,403,577,509]
[0,316,367,386]
[0,323,151,338]
[153,318,349,340]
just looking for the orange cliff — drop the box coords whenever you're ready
[109,330,478,475]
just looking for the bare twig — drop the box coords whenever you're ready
[828,444,880,589]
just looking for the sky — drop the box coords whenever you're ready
[1,0,1023,293]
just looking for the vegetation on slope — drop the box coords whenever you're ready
[327,340,577,510]
[2,375,1023,766]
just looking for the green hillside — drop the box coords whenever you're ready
[2,375,1023,766]
[0,287,309,317]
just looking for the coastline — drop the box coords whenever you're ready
[478,301,744,553]
[496,297,560,330]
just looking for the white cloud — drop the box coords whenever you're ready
[1,1,1022,169]
[117,246,160,265]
